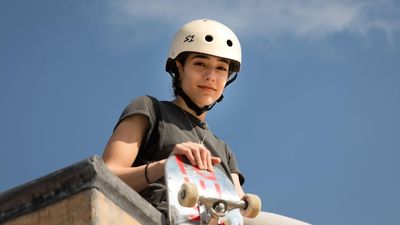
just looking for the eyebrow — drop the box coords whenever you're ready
[191,54,230,65]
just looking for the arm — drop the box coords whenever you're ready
[231,173,245,198]
[102,114,220,192]
[102,114,166,192]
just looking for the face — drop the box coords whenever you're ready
[177,53,230,107]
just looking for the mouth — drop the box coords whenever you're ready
[198,85,216,92]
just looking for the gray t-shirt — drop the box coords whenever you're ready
[114,95,244,215]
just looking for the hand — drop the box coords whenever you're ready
[171,142,221,171]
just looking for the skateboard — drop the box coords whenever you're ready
[165,155,261,225]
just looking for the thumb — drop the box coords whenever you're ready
[211,156,222,165]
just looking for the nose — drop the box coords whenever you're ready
[204,67,217,81]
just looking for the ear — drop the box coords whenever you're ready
[175,61,183,71]
[175,61,184,80]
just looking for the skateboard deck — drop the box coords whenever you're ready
[165,155,260,225]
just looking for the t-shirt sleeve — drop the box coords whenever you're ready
[226,144,245,185]
[113,96,157,142]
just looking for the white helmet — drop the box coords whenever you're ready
[166,19,241,73]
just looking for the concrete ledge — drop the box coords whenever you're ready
[0,156,166,225]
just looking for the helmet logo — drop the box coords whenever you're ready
[184,35,195,43]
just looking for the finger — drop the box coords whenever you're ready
[199,146,213,172]
[192,145,204,170]
[174,143,196,166]
[211,156,222,165]
[199,146,209,171]
[207,151,213,172]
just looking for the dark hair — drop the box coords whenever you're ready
[169,52,190,96]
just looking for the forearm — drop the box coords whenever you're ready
[231,173,245,198]
[106,159,166,192]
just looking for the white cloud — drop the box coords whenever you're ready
[106,0,399,43]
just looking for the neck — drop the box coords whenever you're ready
[172,97,207,121]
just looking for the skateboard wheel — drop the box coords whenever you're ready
[178,183,199,207]
[241,193,261,218]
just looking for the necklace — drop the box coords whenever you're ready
[182,109,208,145]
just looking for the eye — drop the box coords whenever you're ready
[194,62,206,67]
[217,66,228,72]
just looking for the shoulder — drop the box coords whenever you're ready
[114,96,159,130]
[127,95,156,108]
[121,95,160,115]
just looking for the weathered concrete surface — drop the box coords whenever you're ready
[0,156,165,225]
[3,189,143,225]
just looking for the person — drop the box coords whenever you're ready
[102,19,310,225]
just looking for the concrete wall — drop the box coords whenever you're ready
[0,156,166,225]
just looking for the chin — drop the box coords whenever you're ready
[196,97,215,107]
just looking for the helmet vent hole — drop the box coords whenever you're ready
[205,35,213,42]
[227,40,233,47]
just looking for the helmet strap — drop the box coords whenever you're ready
[175,86,219,116]
[226,72,237,87]
[169,71,234,116]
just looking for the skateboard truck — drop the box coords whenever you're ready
[166,155,262,225]
[178,183,261,219]
[212,200,227,217]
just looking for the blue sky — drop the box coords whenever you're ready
[1,0,399,224]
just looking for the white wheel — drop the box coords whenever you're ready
[178,182,199,207]
[241,193,261,218]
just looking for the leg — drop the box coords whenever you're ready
[243,211,311,225]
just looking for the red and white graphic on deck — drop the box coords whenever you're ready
[175,155,223,222]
